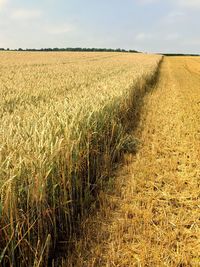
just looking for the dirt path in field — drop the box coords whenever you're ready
[67,57,200,266]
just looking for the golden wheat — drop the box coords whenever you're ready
[0,51,162,266]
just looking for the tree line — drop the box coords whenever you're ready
[160,53,200,56]
[0,47,138,53]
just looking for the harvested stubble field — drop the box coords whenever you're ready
[0,52,162,266]
[67,57,200,267]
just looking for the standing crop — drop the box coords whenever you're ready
[0,52,162,266]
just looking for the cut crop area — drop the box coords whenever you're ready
[67,57,200,266]
[0,52,162,266]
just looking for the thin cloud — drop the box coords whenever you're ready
[10,9,42,20]
[46,24,75,35]
[177,0,200,8]
[164,33,181,41]
[0,0,7,9]
[135,32,153,41]
[167,11,185,18]
[164,11,186,24]
[184,38,200,45]
[137,0,200,8]
[136,0,159,4]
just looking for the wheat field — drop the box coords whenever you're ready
[0,52,162,266]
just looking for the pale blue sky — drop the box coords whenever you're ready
[0,0,200,53]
